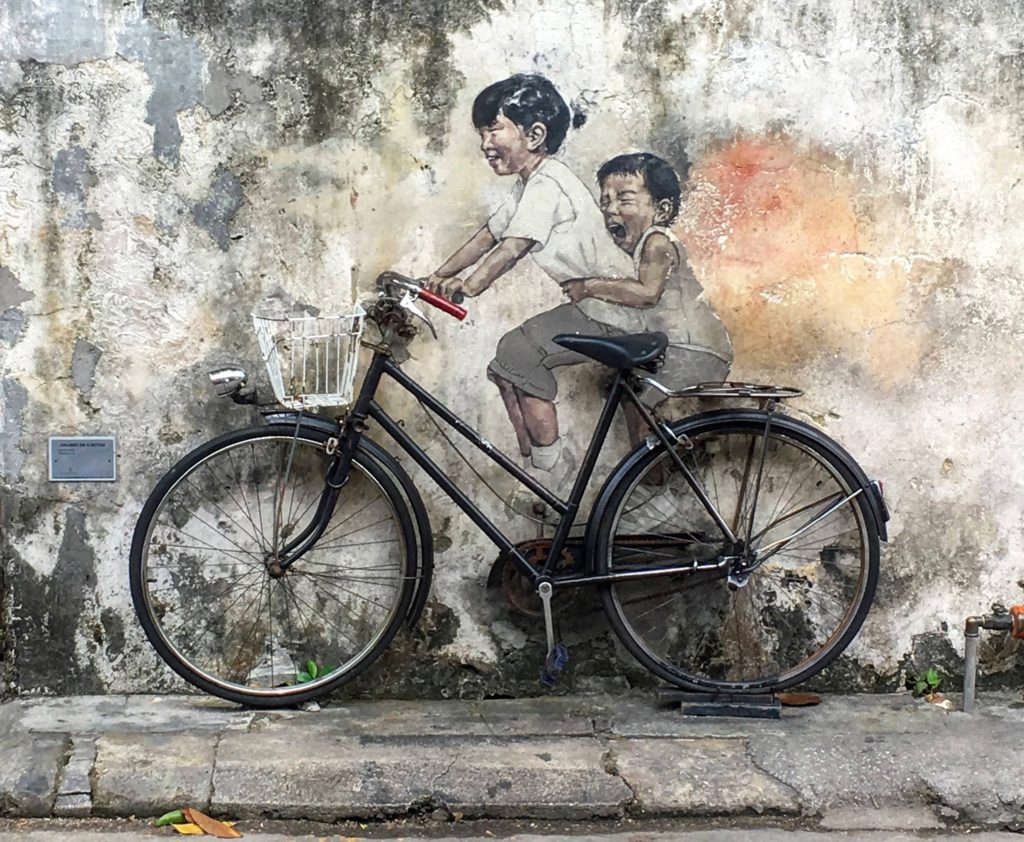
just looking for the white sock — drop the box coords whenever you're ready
[531,440,562,472]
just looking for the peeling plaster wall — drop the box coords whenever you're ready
[1,0,1022,696]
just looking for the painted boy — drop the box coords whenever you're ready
[426,73,639,490]
[566,152,733,446]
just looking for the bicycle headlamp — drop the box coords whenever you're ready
[208,366,248,398]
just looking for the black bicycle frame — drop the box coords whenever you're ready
[278,345,739,588]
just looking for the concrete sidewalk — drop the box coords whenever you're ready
[0,693,1021,830]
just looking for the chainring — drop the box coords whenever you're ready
[501,540,577,617]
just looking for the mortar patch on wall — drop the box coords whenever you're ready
[0,378,29,480]
[70,339,103,406]
[0,266,33,310]
[0,267,32,345]
[191,167,243,250]
[52,146,101,230]
[118,17,205,164]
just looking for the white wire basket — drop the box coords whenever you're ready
[252,306,366,410]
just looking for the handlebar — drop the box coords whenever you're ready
[376,271,468,321]
[417,287,468,319]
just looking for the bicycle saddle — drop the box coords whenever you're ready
[552,332,668,370]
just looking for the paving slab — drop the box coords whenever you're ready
[920,742,1024,825]
[91,733,217,817]
[3,692,1024,825]
[0,695,253,736]
[610,737,799,816]
[818,805,944,830]
[248,697,600,738]
[212,732,631,821]
[748,724,1024,823]
[0,736,67,817]
[603,694,980,739]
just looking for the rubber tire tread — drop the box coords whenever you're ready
[129,425,417,707]
[594,411,880,693]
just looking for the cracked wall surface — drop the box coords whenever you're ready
[1,0,1022,696]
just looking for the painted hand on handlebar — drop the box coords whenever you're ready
[422,274,467,304]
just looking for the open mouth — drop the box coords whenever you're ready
[607,222,627,239]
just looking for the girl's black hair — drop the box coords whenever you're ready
[472,74,571,154]
[597,152,682,221]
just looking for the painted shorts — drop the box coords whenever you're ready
[488,304,733,406]
[487,303,620,401]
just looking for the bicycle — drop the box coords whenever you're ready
[130,272,889,707]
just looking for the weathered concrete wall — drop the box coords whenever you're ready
[1,0,1021,696]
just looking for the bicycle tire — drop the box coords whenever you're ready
[130,425,417,707]
[594,410,880,692]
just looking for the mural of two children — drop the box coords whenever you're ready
[425,73,733,501]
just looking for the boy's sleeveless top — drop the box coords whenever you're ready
[634,227,733,364]
[487,158,645,332]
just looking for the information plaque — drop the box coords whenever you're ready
[48,436,117,482]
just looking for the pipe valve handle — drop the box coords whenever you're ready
[1011,605,1024,639]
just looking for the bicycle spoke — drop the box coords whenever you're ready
[188,468,264,550]
[605,421,876,691]
[223,447,270,556]
[132,432,414,704]
[282,580,365,650]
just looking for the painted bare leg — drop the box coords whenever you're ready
[624,401,665,485]
[623,401,651,449]
[518,392,559,448]
[489,372,533,459]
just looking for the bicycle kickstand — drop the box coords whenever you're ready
[537,582,569,688]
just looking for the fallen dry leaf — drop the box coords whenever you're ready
[171,825,204,836]
[183,807,242,838]
[925,692,954,711]
[776,692,821,706]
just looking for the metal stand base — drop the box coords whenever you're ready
[659,690,782,719]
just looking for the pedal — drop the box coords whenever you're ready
[536,582,568,687]
[539,642,569,688]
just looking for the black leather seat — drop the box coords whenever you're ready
[552,332,668,370]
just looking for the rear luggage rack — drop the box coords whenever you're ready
[637,379,804,400]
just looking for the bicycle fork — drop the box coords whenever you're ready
[269,421,352,575]
[273,352,389,572]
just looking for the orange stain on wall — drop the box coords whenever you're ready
[675,136,927,385]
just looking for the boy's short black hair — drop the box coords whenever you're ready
[597,152,682,222]
[472,74,571,154]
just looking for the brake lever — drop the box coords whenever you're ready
[397,291,437,339]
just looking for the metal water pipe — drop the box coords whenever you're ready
[962,605,1024,712]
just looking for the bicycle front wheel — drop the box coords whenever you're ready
[130,425,417,706]
[596,411,879,692]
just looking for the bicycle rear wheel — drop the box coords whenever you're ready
[595,411,879,692]
[130,425,416,706]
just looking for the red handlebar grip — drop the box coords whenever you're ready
[418,288,468,321]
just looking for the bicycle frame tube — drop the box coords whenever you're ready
[275,352,391,571]
[381,361,565,514]
[366,355,628,583]
[620,384,739,546]
[276,346,737,587]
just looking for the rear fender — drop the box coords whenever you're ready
[583,409,888,562]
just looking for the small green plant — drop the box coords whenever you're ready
[296,659,333,684]
[908,666,942,697]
